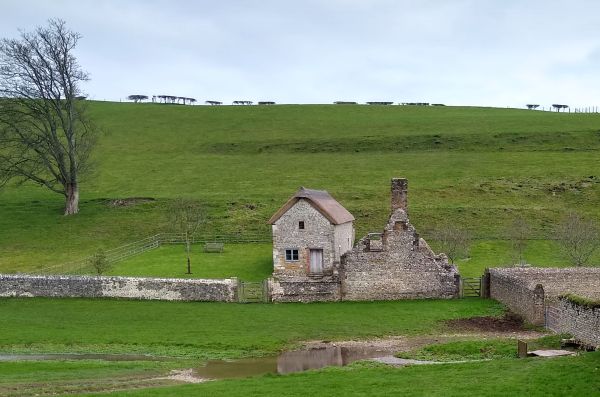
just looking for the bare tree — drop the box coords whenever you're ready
[507,217,531,265]
[88,249,110,275]
[169,199,205,274]
[554,212,600,266]
[127,94,148,103]
[0,19,97,215]
[432,223,471,264]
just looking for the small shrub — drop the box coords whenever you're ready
[89,249,111,275]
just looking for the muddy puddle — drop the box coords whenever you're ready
[196,345,393,379]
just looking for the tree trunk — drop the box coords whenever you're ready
[64,182,79,215]
[186,240,192,274]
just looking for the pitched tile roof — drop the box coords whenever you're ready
[268,187,355,225]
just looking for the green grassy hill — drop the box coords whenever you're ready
[1,102,599,276]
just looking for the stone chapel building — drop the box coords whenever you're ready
[268,179,460,302]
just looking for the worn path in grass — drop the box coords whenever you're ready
[1,103,600,276]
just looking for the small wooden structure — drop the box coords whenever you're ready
[204,242,224,253]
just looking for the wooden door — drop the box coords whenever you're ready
[309,249,323,273]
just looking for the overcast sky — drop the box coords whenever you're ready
[2,0,600,107]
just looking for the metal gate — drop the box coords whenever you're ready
[461,277,481,297]
[239,280,268,303]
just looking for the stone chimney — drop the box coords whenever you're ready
[391,178,408,212]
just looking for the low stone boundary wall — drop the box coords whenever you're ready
[486,267,600,326]
[268,277,340,303]
[487,269,545,325]
[554,297,600,348]
[0,274,239,302]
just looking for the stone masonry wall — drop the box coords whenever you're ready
[340,209,459,301]
[0,274,238,302]
[488,269,545,325]
[554,297,600,347]
[488,267,600,325]
[272,199,335,276]
[269,277,340,302]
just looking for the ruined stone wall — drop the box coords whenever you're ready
[488,267,600,325]
[268,277,340,302]
[554,297,600,347]
[340,209,459,301]
[488,269,546,325]
[333,221,354,262]
[272,199,335,276]
[0,274,238,302]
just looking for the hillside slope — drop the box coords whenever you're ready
[1,102,599,275]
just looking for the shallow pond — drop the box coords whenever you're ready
[196,345,393,379]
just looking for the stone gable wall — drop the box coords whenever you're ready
[340,209,459,301]
[0,274,238,302]
[272,199,335,277]
[554,298,600,347]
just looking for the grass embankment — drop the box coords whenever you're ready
[0,298,503,358]
[1,103,600,276]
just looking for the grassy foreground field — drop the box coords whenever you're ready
[92,353,600,397]
[0,298,502,358]
[1,103,600,276]
[1,298,598,397]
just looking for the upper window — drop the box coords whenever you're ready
[285,249,299,261]
[299,221,305,230]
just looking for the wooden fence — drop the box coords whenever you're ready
[36,232,270,275]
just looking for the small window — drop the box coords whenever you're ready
[299,221,305,230]
[285,249,299,261]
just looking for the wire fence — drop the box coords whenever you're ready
[34,232,271,276]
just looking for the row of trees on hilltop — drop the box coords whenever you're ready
[127,95,197,105]
[526,104,570,111]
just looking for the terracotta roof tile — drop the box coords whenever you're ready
[268,187,355,225]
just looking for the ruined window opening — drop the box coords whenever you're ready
[285,249,299,261]
[367,233,384,251]
[299,221,305,230]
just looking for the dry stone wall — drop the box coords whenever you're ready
[340,209,459,301]
[487,270,545,324]
[554,298,600,347]
[0,274,238,302]
[269,277,340,302]
[487,267,600,325]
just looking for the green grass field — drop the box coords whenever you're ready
[105,244,272,281]
[1,102,600,277]
[1,297,597,397]
[0,298,503,359]
[91,352,600,397]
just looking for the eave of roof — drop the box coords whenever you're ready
[268,187,355,225]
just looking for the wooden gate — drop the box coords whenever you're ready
[461,277,481,297]
[544,302,561,332]
[239,280,268,303]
